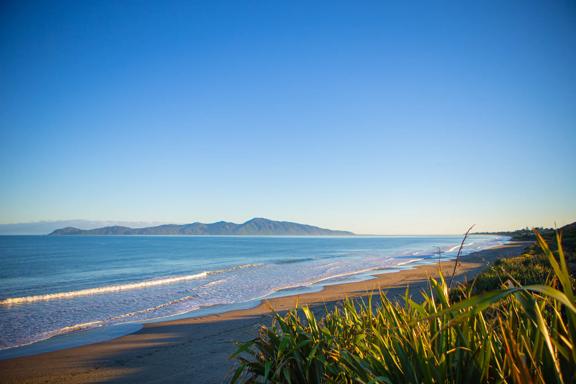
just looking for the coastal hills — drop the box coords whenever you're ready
[48,218,355,236]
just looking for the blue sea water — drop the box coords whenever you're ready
[0,235,507,354]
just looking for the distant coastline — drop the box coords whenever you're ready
[48,217,355,236]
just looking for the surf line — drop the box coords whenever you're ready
[0,272,209,305]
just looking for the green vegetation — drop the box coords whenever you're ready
[230,229,576,383]
[469,250,553,293]
[471,224,575,294]
[475,223,576,244]
[475,228,552,241]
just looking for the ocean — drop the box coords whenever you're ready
[0,234,507,356]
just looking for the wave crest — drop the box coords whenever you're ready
[0,272,210,305]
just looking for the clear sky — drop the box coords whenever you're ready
[1,0,575,234]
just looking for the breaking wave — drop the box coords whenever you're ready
[0,263,261,306]
[396,258,424,266]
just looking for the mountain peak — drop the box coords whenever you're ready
[244,217,273,224]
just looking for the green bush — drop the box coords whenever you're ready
[230,231,576,383]
[472,252,553,293]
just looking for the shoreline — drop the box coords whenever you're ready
[0,236,502,357]
[0,241,530,384]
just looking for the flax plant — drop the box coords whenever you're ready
[230,230,575,383]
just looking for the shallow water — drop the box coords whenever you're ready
[0,235,506,351]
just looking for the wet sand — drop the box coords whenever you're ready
[0,242,530,384]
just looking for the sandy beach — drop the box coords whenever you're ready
[0,241,530,384]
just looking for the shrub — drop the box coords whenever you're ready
[230,231,576,384]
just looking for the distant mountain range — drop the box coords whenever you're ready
[48,218,355,236]
[0,220,166,235]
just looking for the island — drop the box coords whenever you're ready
[48,217,355,236]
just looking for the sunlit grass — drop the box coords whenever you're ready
[230,230,575,383]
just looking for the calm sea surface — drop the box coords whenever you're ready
[0,235,507,352]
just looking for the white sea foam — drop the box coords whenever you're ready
[446,241,476,253]
[447,245,461,252]
[0,263,262,306]
[0,320,107,352]
[56,320,104,333]
[312,266,384,284]
[396,258,423,266]
[0,273,209,305]
[109,295,199,322]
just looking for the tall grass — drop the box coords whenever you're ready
[230,230,575,383]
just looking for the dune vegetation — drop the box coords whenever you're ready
[230,228,576,383]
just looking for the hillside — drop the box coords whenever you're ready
[48,218,354,236]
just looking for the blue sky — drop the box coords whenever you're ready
[1,0,575,234]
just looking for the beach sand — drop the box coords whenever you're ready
[0,242,530,384]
